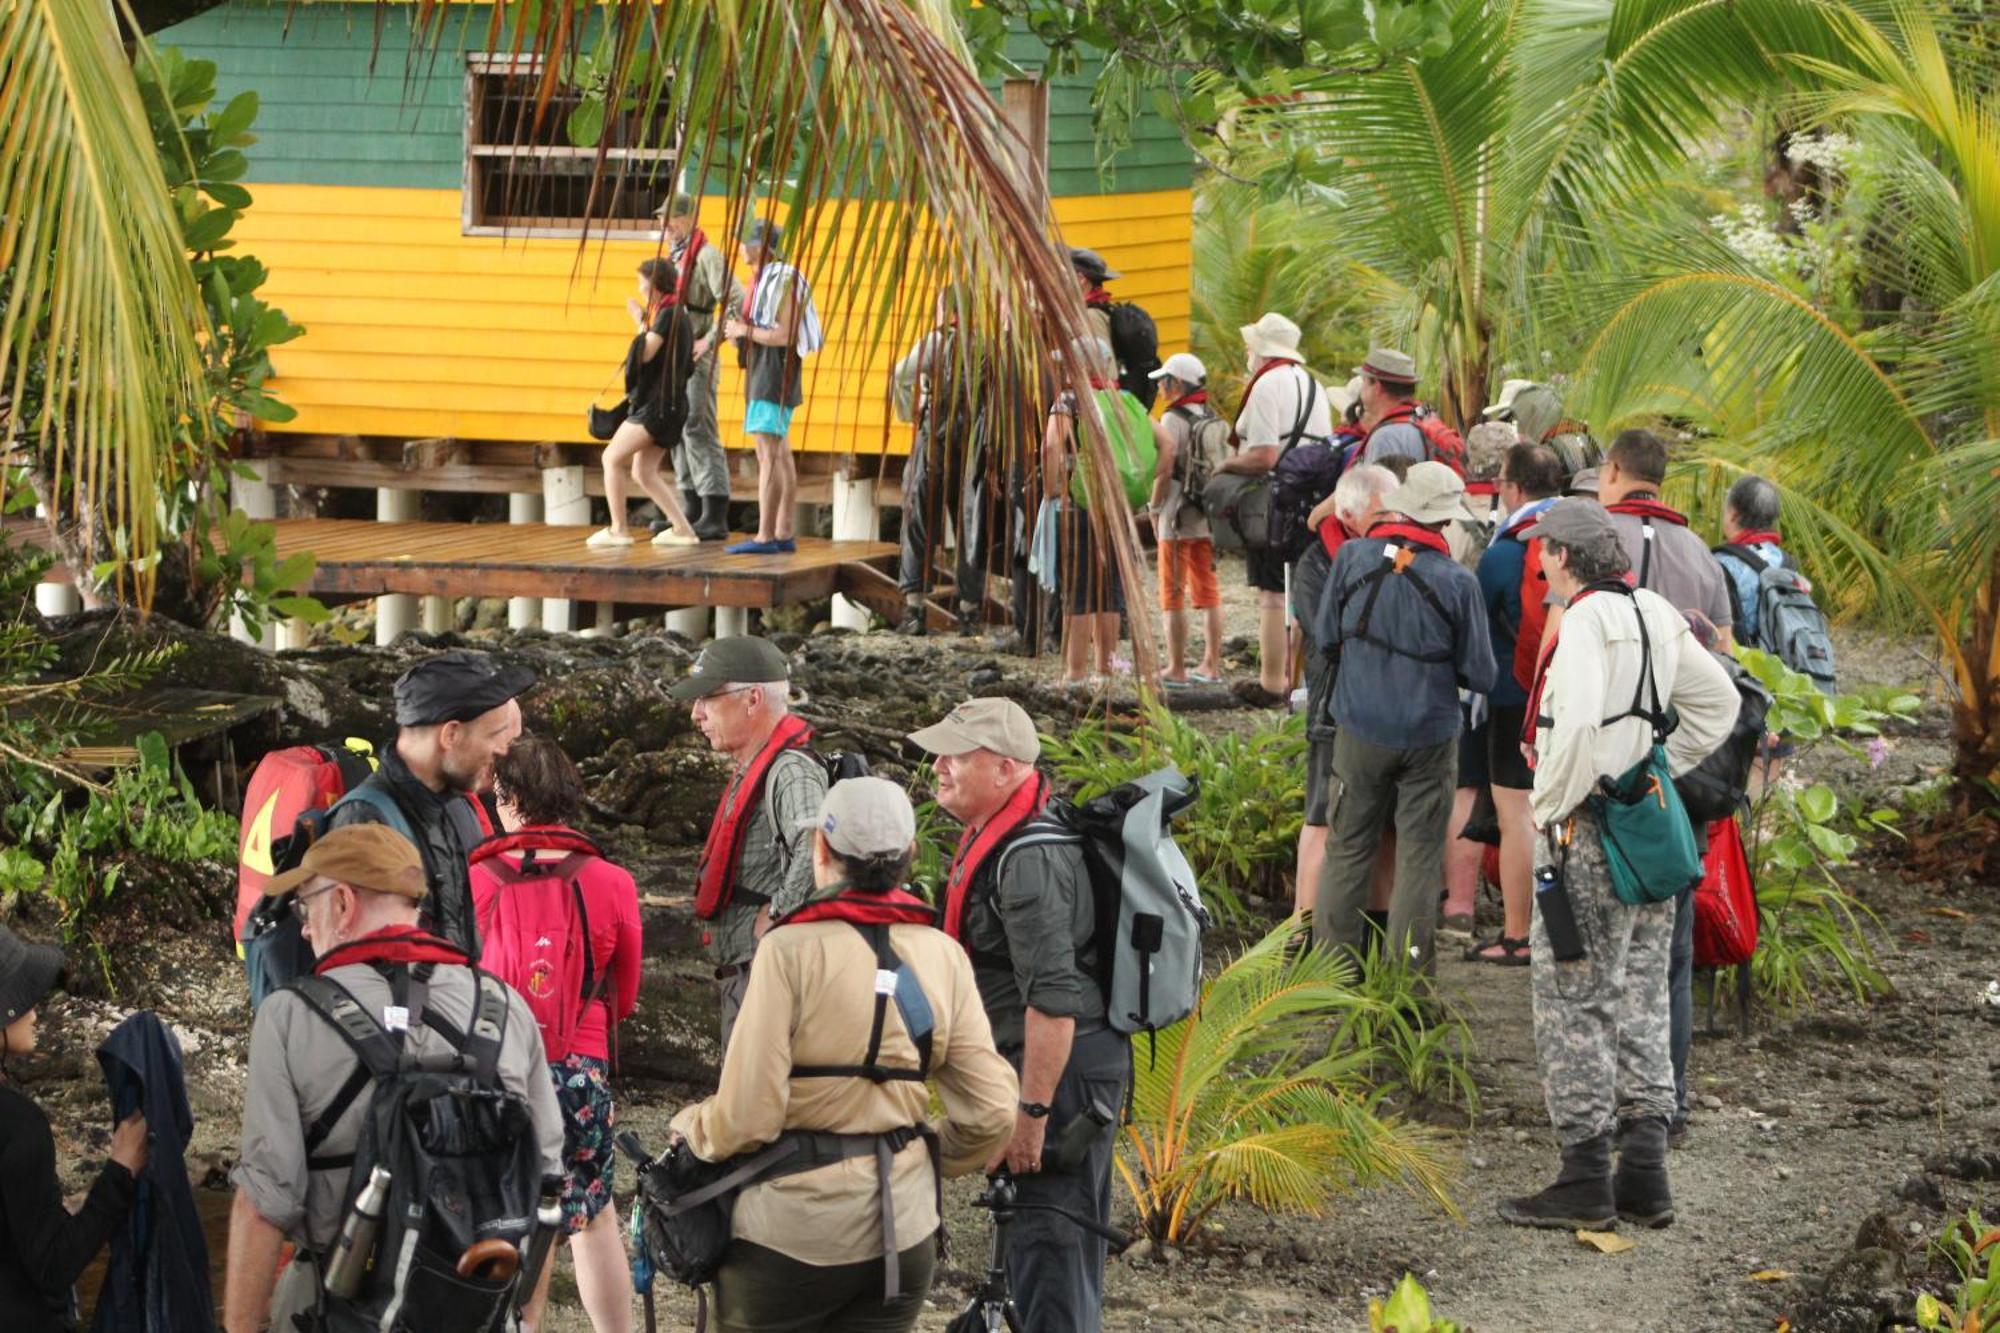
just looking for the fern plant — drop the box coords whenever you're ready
[1116,919,1458,1245]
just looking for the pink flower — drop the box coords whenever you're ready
[1867,737,1891,770]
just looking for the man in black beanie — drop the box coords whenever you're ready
[325,649,534,957]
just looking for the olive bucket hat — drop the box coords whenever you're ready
[0,924,65,1026]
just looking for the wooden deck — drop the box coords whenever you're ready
[274,519,900,610]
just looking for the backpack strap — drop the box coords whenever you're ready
[1637,517,1656,590]
[790,923,934,1083]
[288,974,401,1170]
[333,782,418,847]
[1276,374,1320,460]
[1594,584,1672,740]
[1349,544,1454,665]
[462,970,511,1086]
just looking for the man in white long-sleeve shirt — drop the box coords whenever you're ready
[1497,499,1738,1234]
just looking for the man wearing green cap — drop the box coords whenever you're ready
[670,636,830,1046]
[656,195,743,540]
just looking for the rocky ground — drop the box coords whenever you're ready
[14,573,1999,1331]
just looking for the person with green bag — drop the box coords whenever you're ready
[1042,337,1156,689]
[1498,499,1739,1235]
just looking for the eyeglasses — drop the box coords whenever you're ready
[692,685,756,707]
[290,882,338,921]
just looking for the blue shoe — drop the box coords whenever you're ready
[772,538,797,553]
[725,538,783,555]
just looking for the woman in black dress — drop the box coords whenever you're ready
[589,258,703,548]
[0,925,149,1332]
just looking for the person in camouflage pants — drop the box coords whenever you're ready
[1527,811,1676,1142]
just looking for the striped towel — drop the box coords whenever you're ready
[749,262,825,358]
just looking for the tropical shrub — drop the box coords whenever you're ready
[1915,1209,2000,1333]
[1116,919,1456,1246]
[1370,1273,1464,1333]
[1040,701,1307,924]
[1736,648,1919,1008]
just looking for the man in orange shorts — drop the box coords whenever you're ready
[1146,353,1229,686]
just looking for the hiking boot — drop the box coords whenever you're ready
[693,493,731,542]
[1614,1116,1675,1228]
[894,603,928,636]
[1497,1133,1616,1230]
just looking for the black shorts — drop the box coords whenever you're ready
[1061,504,1125,616]
[1304,737,1338,827]
[1487,703,1533,790]
[1457,720,1490,789]
[1247,547,1288,594]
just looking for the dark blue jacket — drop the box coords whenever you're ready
[92,1013,212,1333]
[1315,529,1496,750]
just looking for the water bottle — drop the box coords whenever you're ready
[1535,865,1585,962]
[323,1166,392,1299]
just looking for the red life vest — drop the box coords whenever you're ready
[693,714,815,919]
[674,228,707,307]
[1369,403,1467,476]
[1367,519,1453,555]
[782,887,938,930]
[941,772,1049,944]
[1495,503,1556,691]
[312,925,467,976]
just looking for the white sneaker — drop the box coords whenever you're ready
[586,528,633,548]
[653,529,702,547]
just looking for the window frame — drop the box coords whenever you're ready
[461,52,681,239]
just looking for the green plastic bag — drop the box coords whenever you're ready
[1590,744,1705,906]
[1070,388,1158,511]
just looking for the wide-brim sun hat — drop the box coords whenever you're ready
[0,925,65,1026]
[1240,312,1304,363]
[1383,460,1479,525]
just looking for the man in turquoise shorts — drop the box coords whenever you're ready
[722,218,823,554]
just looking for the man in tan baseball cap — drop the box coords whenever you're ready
[907,697,1129,1327]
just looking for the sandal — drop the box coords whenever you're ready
[1463,934,1531,966]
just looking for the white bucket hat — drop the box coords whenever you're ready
[1240,312,1304,363]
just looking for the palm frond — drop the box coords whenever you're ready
[0,0,208,604]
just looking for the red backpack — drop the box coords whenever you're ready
[235,740,377,946]
[1412,406,1467,477]
[471,830,608,1060]
[1694,817,1759,967]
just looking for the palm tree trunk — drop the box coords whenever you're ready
[1956,550,2000,810]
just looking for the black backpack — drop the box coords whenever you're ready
[1107,302,1161,407]
[1673,651,1774,824]
[291,965,548,1333]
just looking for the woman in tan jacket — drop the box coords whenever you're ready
[671,778,1018,1332]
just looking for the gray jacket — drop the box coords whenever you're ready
[1315,532,1496,750]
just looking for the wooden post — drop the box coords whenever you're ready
[541,465,591,632]
[829,463,877,631]
[375,489,420,644]
[507,493,544,629]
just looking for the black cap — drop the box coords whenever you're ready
[1069,247,1120,282]
[666,635,791,701]
[0,925,65,1026]
[393,650,536,727]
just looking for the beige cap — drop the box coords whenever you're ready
[264,823,428,901]
[907,697,1041,764]
[1383,460,1479,525]
[799,777,917,859]
[1356,347,1419,385]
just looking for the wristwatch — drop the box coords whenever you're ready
[1019,1100,1052,1119]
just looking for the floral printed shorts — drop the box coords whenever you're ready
[550,1053,617,1232]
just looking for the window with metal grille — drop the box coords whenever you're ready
[463,54,679,236]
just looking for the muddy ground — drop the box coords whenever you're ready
[13,562,2000,1331]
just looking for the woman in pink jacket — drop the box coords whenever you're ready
[472,736,642,1333]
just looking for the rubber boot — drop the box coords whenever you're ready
[1497,1133,1617,1230]
[895,597,928,636]
[693,493,731,542]
[1613,1116,1675,1228]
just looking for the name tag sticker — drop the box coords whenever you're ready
[874,969,898,997]
[382,1005,411,1032]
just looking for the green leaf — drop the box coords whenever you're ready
[202,148,248,182]
[208,89,258,144]
[184,206,234,252]
[1806,823,1856,860]
[1798,784,1838,825]
[269,595,330,622]
[136,730,170,775]
[204,180,251,209]
[270,550,317,589]
[566,97,606,149]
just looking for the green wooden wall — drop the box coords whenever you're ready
[154,3,1193,197]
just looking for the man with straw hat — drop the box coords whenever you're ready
[1215,311,1335,705]
[1310,461,1496,974]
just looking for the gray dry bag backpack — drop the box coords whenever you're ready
[997,767,1210,1042]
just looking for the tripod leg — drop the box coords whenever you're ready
[1002,1302,1025,1333]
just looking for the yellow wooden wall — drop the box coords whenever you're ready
[239,184,1194,454]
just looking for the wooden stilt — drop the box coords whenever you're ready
[829,467,878,631]
[507,493,544,629]
[375,489,421,644]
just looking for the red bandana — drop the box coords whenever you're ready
[694,714,815,920]
[1606,496,1689,527]
[313,925,467,976]
[1732,529,1782,547]
[1083,286,1112,309]
[783,887,937,931]
[942,773,1049,944]
[1174,390,1210,408]
[1367,520,1453,556]
[674,228,707,303]
[1518,580,1635,757]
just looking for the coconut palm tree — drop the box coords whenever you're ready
[1,0,209,607]
[1223,0,1859,426]
[1575,0,2000,806]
